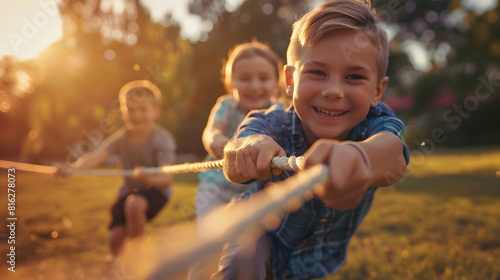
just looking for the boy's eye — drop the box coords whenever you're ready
[346,74,365,80]
[311,70,326,76]
[237,76,251,82]
[259,75,271,82]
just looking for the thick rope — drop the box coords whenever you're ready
[0,157,324,279]
[272,155,305,171]
[0,160,57,174]
[0,156,306,176]
[145,164,328,280]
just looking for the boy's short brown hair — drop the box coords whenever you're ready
[287,0,389,82]
[119,80,162,106]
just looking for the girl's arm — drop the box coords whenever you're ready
[202,99,230,159]
[203,123,230,160]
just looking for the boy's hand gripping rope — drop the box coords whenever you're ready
[0,156,306,176]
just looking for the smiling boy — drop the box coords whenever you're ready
[215,0,410,279]
[55,80,176,262]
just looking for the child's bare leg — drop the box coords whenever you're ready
[124,194,148,239]
[109,225,127,259]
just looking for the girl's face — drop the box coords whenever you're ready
[231,55,278,114]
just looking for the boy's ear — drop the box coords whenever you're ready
[154,106,162,119]
[371,76,389,107]
[284,65,295,97]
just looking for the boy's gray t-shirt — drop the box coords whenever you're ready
[102,124,176,199]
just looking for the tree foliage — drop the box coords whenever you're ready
[180,0,313,153]
[186,0,500,148]
[0,0,196,161]
[0,0,499,161]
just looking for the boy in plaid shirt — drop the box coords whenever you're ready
[216,0,410,279]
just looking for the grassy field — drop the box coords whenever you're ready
[0,148,499,280]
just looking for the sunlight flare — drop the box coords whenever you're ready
[0,0,63,59]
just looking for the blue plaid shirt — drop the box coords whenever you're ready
[234,103,410,279]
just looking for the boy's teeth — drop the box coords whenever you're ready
[316,107,345,116]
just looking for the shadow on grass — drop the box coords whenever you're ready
[394,175,500,197]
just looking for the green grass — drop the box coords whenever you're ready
[326,175,500,280]
[0,149,499,279]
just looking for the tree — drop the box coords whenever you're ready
[0,0,197,161]
[179,0,313,154]
[380,0,500,146]
[0,56,38,157]
[186,0,500,148]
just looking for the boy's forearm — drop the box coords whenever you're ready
[140,162,174,189]
[70,150,109,169]
[143,173,173,189]
[354,132,407,186]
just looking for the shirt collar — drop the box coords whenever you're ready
[289,106,308,153]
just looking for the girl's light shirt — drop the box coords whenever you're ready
[198,95,282,192]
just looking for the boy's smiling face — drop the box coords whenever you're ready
[121,94,160,133]
[287,29,388,146]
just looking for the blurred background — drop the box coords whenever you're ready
[1,1,499,279]
[0,0,499,162]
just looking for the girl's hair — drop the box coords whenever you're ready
[221,41,283,94]
[287,0,389,82]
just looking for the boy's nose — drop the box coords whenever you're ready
[249,78,260,89]
[321,80,344,99]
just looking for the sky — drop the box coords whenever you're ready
[0,0,244,60]
[0,0,63,59]
[0,0,497,61]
